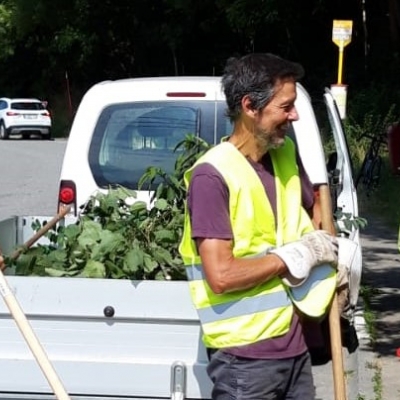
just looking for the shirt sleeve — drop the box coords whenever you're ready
[187,163,233,240]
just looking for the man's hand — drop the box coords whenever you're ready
[269,230,338,281]
[0,255,4,271]
[300,230,339,266]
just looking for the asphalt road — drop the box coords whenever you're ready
[0,138,68,221]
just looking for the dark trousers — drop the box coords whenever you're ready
[206,350,315,400]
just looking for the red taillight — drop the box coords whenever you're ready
[6,111,20,116]
[59,187,75,204]
[41,111,50,117]
[58,180,77,216]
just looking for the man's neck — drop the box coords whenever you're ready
[228,123,267,163]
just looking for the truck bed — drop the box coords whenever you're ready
[0,216,212,399]
[0,277,211,399]
[0,216,361,400]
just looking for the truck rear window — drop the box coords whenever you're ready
[88,100,232,189]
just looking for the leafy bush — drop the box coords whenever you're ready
[5,132,365,279]
[7,134,211,280]
[334,208,368,233]
[345,97,398,169]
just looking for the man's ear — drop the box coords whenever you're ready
[241,95,257,118]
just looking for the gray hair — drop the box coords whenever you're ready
[221,53,304,122]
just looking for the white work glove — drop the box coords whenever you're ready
[337,237,358,273]
[269,230,339,282]
[335,237,358,317]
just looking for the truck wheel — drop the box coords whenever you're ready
[0,122,9,140]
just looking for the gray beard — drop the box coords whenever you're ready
[255,133,284,154]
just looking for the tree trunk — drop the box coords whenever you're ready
[388,0,400,50]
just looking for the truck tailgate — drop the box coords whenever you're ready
[0,277,212,399]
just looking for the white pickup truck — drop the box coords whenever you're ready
[0,77,362,400]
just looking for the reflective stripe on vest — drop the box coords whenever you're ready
[186,257,292,325]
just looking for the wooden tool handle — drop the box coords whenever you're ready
[0,206,72,270]
[319,184,347,400]
[0,271,71,399]
[0,206,72,399]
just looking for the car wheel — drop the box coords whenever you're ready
[22,133,30,140]
[41,133,53,140]
[0,122,9,140]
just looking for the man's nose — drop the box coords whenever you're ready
[288,106,299,121]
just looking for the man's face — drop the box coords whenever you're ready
[253,78,299,149]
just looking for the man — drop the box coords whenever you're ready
[179,53,339,399]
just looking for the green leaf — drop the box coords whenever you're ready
[168,175,181,189]
[166,186,176,202]
[66,262,82,272]
[91,230,126,260]
[138,166,158,189]
[123,248,145,273]
[154,228,176,243]
[114,186,137,200]
[81,260,106,278]
[104,260,126,279]
[47,249,68,264]
[154,198,168,210]
[155,182,165,199]
[143,254,158,273]
[130,201,148,212]
[77,220,102,247]
[152,246,175,265]
[155,270,168,280]
[45,268,77,277]
[14,253,36,275]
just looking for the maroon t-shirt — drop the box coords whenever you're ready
[187,152,314,359]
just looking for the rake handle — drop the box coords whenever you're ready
[1,206,71,269]
[319,184,347,400]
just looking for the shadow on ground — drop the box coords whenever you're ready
[360,214,400,358]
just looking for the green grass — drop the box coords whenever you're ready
[358,285,380,346]
[365,360,383,400]
[356,361,383,400]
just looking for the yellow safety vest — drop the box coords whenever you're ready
[179,138,336,349]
